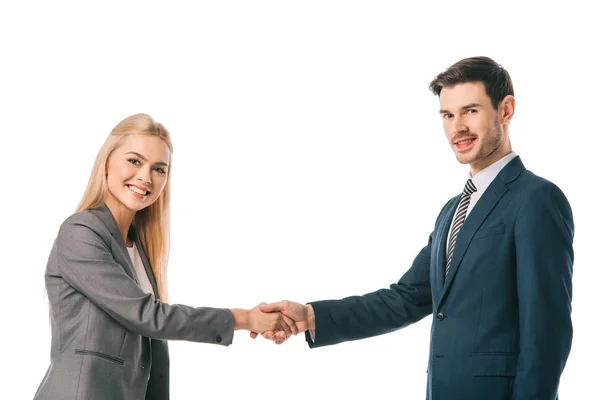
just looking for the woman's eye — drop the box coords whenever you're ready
[154,167,166,174]
[128,159,140,165]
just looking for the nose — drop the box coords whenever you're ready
[451,116,468,136]
[137,168,152,185]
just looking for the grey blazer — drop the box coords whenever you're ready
[34,204,234,400]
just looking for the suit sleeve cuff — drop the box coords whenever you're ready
[212,308,235,346]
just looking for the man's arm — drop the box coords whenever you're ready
[512,182,574,399]
[259,233,434,347]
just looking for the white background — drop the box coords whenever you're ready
[1,1,598,399]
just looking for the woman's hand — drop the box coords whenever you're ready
[231,303,298,339]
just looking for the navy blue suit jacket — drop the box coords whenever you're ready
[307,157,574,400]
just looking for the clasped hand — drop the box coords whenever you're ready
[249,300,314,344]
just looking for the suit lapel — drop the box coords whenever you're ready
[89,203,139,283]
[133,230,161,299]
[432,197,459,304]
[89,203,160,298]
[439,183,508,299]
[436,156,525,308]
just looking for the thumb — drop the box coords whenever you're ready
[249,331,258,339]
[258,301,285,313]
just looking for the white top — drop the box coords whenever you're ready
[127,242,155,295]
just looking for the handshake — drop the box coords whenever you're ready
[231,300,315,344]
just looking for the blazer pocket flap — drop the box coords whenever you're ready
[75,349,125,365]
[472,224,506,240]
[470,353,517,377]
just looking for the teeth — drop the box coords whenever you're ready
[128,185,148,196]
[457,139,474,145]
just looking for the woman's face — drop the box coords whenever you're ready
[105,134,171,214]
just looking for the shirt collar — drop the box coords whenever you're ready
[469,152,517,195]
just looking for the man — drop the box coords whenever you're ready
[257,56,574,399]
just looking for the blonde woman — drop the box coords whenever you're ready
[34,114,295,400]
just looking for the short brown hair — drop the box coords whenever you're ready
[429,56,514,109]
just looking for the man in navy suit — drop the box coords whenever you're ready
[258,56,574,399]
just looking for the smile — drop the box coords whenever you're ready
[127,185,150,197]
[454,137,476,150]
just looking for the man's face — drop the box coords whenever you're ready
[439,82,508,173]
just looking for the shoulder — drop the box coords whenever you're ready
[58,209,111,243]
[514,170,570,207]
[513,170,574,234]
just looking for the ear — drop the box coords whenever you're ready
[499,95,516,124]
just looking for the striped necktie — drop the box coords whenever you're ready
[445,178,477,279]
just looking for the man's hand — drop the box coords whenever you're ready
[249,300,315,344]
[231,303,298,338]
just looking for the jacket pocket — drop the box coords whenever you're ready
[470,352,517,377]
[75,349,125,366]
[472,224,506,241]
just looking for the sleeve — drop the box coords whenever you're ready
[56,215,235,345]
[512,182,574,399]
[305,233,434,348]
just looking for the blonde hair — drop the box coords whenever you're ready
[76,113,172,301]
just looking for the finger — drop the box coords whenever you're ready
[276,330,287,340]
[262,330,275,340]
[281,313,298,335]
[272,335,285,345]
[249,331,258,339]
[277,314,293,338]
[274,331,287,344]
[271,330,284,342]
[258,300,286,313]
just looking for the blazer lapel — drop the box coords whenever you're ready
[436,156,526,308]
[133,230,161,299]
[88,203,139,283]
[432,197,459,305]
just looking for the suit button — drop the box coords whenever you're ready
[436,312,445,321]
[216,335,222,343]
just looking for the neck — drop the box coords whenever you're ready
[104,198,135,245]
[470,140,512,177]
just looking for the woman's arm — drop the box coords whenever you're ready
[56,213,290,344]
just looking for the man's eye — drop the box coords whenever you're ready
[444,114,453,119]
[466,109,477,114]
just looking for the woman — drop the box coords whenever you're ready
[34,114,295,400]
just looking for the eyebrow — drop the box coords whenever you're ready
[126,151,169,167]
[439,103,481,114]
